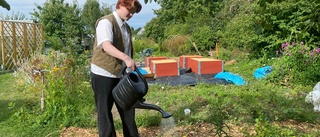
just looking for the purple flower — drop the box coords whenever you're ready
[292,42,295,46]
[316,48,320,54]
[276,50,279,55]
[282,43,286,49]
[310,51,314,58]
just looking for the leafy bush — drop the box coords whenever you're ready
[217,12,257,52]
[163,23,192,38]
[45,35,64,50]
[143,18,165,43]
[190,25,215,51]
[268,42,320,86]
[133,38,157,53]
[252,0,320,58]
[161,35,193,56]
[133,38,158,60]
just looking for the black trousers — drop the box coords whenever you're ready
[90,72,139,137]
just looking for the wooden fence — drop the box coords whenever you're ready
[0,20,44,71]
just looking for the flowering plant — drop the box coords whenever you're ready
[269,42,320,86]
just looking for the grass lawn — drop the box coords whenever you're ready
[0,72,62,137]
[0,73,22,136]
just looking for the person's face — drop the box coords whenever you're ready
[120,5,136,21]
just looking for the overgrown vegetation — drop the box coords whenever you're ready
[1,55,320,136]
[0,0,319,136]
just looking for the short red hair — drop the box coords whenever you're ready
[116,0,142,13]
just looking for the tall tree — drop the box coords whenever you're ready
[100,3,113,16]
[144,0,222,41]
[81,0,102,35]
[31,0,83,51]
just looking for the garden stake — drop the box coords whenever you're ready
[215,38,219,59]
[33,69,47,111]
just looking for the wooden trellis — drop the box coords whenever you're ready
[0,20,44,71]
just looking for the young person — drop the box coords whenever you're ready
[90,0,142,136]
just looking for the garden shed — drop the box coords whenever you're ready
[0,20,44,71]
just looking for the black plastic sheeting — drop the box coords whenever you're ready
[146,68,232,86]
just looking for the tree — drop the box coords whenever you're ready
[0,0,10,11]
[144,18,164,41]
[144,0,222,43]
[100,2,113,16]
[31,0,83,51]
[81,1,113,36]
[81,0,102,35]
[253,0,320,54]
[81,1,112,50]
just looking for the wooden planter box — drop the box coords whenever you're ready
[144,56,167,68]
[188,58,223,75]
[150,59,179,78]
[179,55,202,68]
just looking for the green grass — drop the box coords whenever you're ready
[0,73,17,136]
[0,73,61,137]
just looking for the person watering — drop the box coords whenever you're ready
[90,0,142,136]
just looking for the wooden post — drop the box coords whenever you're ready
[1,21,5,70]
[12,22,17,67]
[23,23,28,58]
[40,25,44,52]
[215,41,219,59]
[33,24,37,51]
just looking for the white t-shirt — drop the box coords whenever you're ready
[91,11,131,78]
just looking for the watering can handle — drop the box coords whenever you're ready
[120,65,149,92]
[134,65,148,91]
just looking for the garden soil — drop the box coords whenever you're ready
[60,120,318,137]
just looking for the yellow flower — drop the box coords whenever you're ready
[52,66,60,73]
[29,86,35,92]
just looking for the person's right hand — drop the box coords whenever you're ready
[123,56,135,70]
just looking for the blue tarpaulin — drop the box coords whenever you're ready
[254,66,272,79]
[134,67,148,75]
[214,72,246,86]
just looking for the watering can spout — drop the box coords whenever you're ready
[133,99,172,118]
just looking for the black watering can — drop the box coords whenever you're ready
[112,66,172,118]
